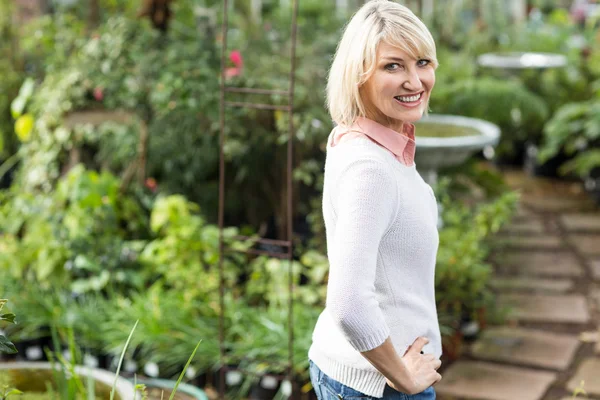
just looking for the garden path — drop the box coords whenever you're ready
[436,168,600,400]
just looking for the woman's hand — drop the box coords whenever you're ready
[386,337,442,395]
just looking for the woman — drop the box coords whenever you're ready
[308,1,442,399]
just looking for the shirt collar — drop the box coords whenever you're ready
[346,117,416,166]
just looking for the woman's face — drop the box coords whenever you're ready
[361,41,436,131]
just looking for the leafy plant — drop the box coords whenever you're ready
[538,99,600,178]
[0,386,23,400]
[0,300,17,354]
[434,180,519,324]
[0,165,150,294]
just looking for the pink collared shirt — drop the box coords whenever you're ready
[329,117,417,167]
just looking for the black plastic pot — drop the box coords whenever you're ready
[249,374,281,400]
[95,351,116,371]
[492,141,527,168]
[584,167,600,206]
[14,336,54,362]
[523,142,576,179]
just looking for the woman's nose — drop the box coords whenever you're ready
[402,68,422,91]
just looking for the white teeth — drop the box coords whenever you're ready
[395,93,422,103]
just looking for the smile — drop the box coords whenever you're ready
[394,92,423,103]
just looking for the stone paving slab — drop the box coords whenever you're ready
[569,234,600,256]
[490,277,574,293]
[436,361,556,400]
[500,235,564,250]
[496,252,584,277]
[470,327,580,370]
[500,294,590,324]
[592,288,600,309]
[567,358,600,397]
[561,213,600,232]
[500,220,546,235]
[514,204,539,220]
[522,195,597,213]
[591,259,600,280]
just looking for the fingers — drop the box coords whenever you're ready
[409,336,429,354]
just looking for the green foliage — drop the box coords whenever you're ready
[141,194,252,301]
[435,180,519,324]
[0,300,17,355]
[227,302,320,380]
[539,99,600,177]
[0,386,23,400]
[0,0,23,158]
[0,165,149,294]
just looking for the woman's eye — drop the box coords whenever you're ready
[417,59,431,67]
[385,63,401,71]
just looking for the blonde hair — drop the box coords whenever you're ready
[327,0,438,127]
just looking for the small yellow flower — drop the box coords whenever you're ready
[274,110,284,123]
[15,114,34,142]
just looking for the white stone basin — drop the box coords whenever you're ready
[477,52,567,70]
[415,114,501,183]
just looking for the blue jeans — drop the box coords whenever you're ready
[309,360,436,400]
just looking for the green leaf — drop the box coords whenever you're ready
[10,78,35,119]
[110,320,139,400]
[0,313,16,324]
[0,334,17,354]
[70,270,111,294]
[169,340,202,400]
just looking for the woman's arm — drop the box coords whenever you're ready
[361,337,442,394]
[326,158,396,350]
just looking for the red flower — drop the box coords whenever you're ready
[229,50,243,68]
[93,87,104,102]
[145,177,157,192]
[225,50,243,79]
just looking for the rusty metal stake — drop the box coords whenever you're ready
[217,0,300,398]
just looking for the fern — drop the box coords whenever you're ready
[538,99,600,177]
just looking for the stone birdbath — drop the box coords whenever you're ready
[477,52,567,71]
[415,114,501,185]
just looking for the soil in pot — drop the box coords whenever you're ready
[415,123,480,138]
[0,369,121,400]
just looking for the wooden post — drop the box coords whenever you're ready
[88,0,100,31]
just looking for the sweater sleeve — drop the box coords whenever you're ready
[326,157,397,352]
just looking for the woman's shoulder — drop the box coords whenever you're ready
[327,127,392,165]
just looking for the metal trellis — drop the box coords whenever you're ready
[217,0,300,398]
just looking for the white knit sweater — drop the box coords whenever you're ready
[308,133,442,398]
